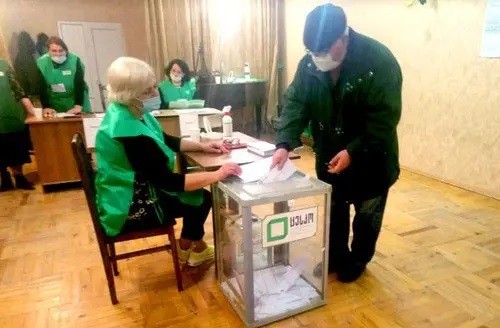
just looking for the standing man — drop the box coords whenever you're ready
[272,4,402,282]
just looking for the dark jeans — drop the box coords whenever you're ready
[123,189,212,241]
[329,189,388,268]
[0,126,32,170]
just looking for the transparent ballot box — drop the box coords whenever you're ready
[213,172,332,327]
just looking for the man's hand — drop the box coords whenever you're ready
[327,149,351,174]
[270,148,289,170]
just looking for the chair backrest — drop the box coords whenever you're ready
[71,133,108,243]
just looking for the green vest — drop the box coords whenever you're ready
[0,59,26,133]
[95,102,203,236]
[158,78,196,105]
[36,53,91,113]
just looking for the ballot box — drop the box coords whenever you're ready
[213,171,332,327]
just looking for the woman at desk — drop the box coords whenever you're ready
[95,57,241,266]
[158,59,197,109]
[0,58,35,190]
[37,36,91,116]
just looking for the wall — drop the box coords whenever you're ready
[0,0,147,60]
[285,0,500,199]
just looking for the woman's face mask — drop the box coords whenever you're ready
[170,73,183,83]
[48,44,67,64]
[140,96,161,113]
[51,54,67,64]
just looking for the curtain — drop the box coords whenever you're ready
[0,27,10,63]
[144,0,280,128]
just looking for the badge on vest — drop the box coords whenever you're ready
[0,71,5,77]
[62,70,72,76]
[51,83,67,93]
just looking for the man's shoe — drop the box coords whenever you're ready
[337,262,366,283]
[313,260,343,277]
[0,171,14,192]
[14,174,35,190]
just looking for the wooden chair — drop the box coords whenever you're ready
[71,133,183,305]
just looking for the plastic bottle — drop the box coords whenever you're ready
[222,112,233,138]
[244,62,251,81]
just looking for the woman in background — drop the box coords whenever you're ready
[158,59,197,109]
[37,36,91,115]
[95,57,241,266]
[0,58,35,191]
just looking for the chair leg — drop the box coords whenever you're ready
[108,243,119,276]
[99,245,119,304]
[167,229,183,292]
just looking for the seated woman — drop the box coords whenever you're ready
[158,59,197,108]
[94,57,241,266]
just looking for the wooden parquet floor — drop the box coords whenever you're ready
[0,147,499,327]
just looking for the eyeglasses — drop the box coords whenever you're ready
[223,138,247,149]
[223,138,241,146]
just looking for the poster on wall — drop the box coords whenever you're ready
[480,0,500,57]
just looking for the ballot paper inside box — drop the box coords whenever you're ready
[213,172,332,327]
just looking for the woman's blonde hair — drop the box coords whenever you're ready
[107,57,156,104]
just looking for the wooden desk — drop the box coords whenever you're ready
[182,132,299,171]
[197,80,267,137]
[26,116,84,189]
[27,110,220,190]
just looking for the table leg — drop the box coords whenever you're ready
[255,105,262,138]
[210,183,219,279]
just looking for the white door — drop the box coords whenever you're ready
[58,22,125,112]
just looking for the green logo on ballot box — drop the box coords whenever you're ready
[266,217,288,242]
[262,206,318,248]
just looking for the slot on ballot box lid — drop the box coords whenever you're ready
[241,172,313,196]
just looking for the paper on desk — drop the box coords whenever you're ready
[239,157,297,184]
[83,117,103,148]
[55,113,78,118]
[178,113,199,136]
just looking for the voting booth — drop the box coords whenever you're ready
[213,171,332,327]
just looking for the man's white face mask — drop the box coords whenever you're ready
[311,53,340,72]
[310,25,349,72]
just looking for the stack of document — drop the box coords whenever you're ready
[247,141,276,157]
